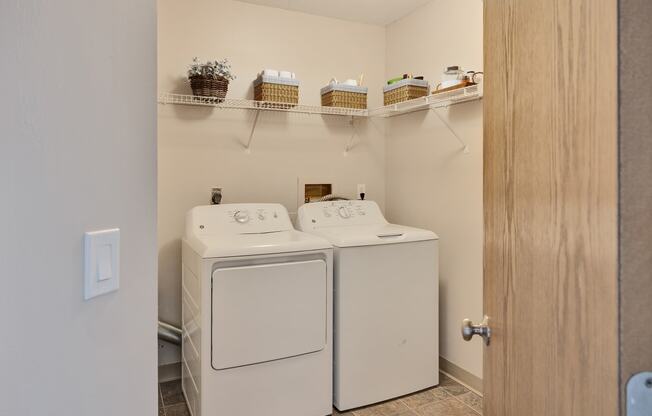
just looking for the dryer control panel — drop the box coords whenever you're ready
[226,206,281,225]
[186,203,293,236]
[297,200,387,230]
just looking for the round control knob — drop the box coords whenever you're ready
[234,211,250,224]
[338,206,351,219]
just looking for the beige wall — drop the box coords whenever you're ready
[385,0,484,379]
[158,0,387,327]
[158,0,484,381]
[0,1,158,415]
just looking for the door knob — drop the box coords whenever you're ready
[461,315,491,346]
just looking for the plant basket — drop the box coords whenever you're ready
[190,76,229,99]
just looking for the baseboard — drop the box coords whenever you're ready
[158,362,181,383]
[158,357,482,392]
[439,356,483,394]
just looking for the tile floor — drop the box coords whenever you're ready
[159,379,191,416]
[158,372,482,416]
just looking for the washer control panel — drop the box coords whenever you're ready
[298,200,386,229]
[319,202,366,220]
[187,203,292,236]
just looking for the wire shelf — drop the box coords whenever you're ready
[159,85,481,119]
[158,93,369,117]
[158,86,481,154]
[368,84,482,118]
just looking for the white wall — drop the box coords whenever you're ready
[0,1,158,415]
[158,0,387,327]
[385,0,484,378]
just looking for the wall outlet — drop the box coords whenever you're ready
[357,184,366,195]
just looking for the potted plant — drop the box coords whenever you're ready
[188,57,236,100]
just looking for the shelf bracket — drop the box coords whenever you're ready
[430,107,470,154]
[343,116,357,155]
[244,109,261,153]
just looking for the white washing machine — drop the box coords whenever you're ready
[181,203,333,416]
[297,200,439,411]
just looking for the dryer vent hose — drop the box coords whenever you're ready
[158,320,182,345]
[317,194,349,202]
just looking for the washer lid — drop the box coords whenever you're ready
[296,200,438,247]
[307,224,438,248]
[186,229,332,258]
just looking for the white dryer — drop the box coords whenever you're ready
[181,203,333,416]
[297,200,439,411]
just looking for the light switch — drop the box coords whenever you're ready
[84,228,120,300]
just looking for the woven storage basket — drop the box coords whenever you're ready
[190,76,229,99]
[383,79,429,105]
[320,84,368,109]
[253,76,299,107]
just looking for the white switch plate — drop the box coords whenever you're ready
[84,228,120,300]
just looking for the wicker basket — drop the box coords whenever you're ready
[253,76,299,107]
[320,84,368,109]
[189,76,229,99]
[383,79,429,105]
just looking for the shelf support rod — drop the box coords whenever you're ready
[344,116,356,155]
[430,107,470,154]
[245,110,261,153]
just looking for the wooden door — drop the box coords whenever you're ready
[483,0,619,415]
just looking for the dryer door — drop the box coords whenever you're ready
[211,259,327,370]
